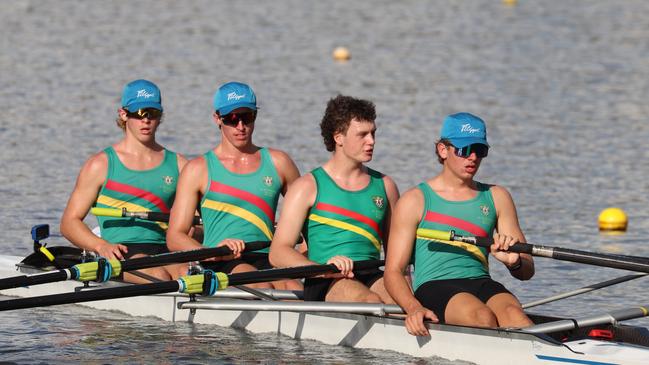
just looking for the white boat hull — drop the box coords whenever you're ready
[2,255,648,364]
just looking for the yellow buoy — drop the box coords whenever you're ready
[502,0,517,6]
[598,207,628,232]
[332,47,351,62]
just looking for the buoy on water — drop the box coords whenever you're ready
[332,47,351,62]
[598,207,628,232]
[502,0,517,6]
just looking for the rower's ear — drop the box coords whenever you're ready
[333,131,344,147]
[437,142,449,159]
[213,112,223,129]
[118,108,128,121]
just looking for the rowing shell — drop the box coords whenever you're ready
[1,255,648,365]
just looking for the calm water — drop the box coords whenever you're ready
[2,0,649,363]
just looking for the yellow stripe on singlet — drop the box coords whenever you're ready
[201,199,273,240]
[96,195,168,230]
[309,213,381,252]
[415,233,489,269]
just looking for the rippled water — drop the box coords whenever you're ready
[2,0,649,363]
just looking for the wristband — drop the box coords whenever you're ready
[508,257,523,272]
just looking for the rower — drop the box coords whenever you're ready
[384,113,534,336]
[166,81,302,290]
[269,95,399,303]
[60,79,188,283]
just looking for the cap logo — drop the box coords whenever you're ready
[227,92,245,101]
[136,89,155,99]
[460,124,480,134]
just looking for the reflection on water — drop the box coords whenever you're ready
[2,0,649,363]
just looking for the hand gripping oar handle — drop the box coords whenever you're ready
[90,207,202,225]
[227,259,385,286]
[0,260,385,311]
[0,241,270,290]
[417,229,649,273]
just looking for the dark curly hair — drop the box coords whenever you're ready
[320,95,376,152]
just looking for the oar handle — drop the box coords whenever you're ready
[91,207,123,218]
[228,259,385,286]
[418,229,649,274]
[91,207,202,225]
[121,241,270,271]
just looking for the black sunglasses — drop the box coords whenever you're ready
[452,143,489,158]
[125,108,162,120]
[220,111,256,127]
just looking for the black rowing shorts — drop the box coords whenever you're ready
[414,277,512,323]
[303,269,384,301]
[123,243,169,259]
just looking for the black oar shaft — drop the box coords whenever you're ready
[0,270,71,290]
[0,260,385,311]
[0,242,270,291]
[456,234,649,273]
[121,241,269,271]
[0,281,181,311]
[228,260,384,286]
[143,212,202,225]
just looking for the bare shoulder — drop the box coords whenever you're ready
[489,184,515,203]
[80,150,108,177]
[176,153,189,169]
[290,172,316,192]
[180,155,208,177]
[381,174,399,190]
[398,186,425,206]
[267,148,297,167]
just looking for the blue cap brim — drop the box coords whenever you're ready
[448,137,489,149]
[125,101,163,113]
[218,102,257,115]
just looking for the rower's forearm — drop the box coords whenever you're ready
[166,231,203,252]
[269,246,314,268]
[384,270,422,313]
[60,219,108,252]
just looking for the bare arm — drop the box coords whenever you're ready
[490,185,535,280]
[269,148,300,195]
[166,157,206,252]
[60,152,128,259]
[384,188,438,336]
[269,174,317,268]
[381,175,400,253]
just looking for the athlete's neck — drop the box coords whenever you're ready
[322,158,369,191]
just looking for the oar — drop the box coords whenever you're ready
[91,207,202,225]
[417,229,649,273]
[523,273,647,309]
[0,260,384,311]
[0,241,269,290]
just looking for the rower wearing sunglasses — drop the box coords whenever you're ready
[166,82,302,290]
[384,112,535,336]
[60,79,188,283]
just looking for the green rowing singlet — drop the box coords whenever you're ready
[200,148,281,252]
[95,147,179,245]
[305,167,388,264]
[412,182,497,291]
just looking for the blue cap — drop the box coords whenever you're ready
[121,79,163,112]
[440,112,489,148]
[213,82,257,115]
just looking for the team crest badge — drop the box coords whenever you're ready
[372,196,385,209]
[479,205,489,216]
[263,176,273,186]
[163,176,174,185]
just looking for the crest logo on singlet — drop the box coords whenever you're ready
[479,205,490,216]
[372,196,385,209]
[163,176,174,185]
[263,176,273,186]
